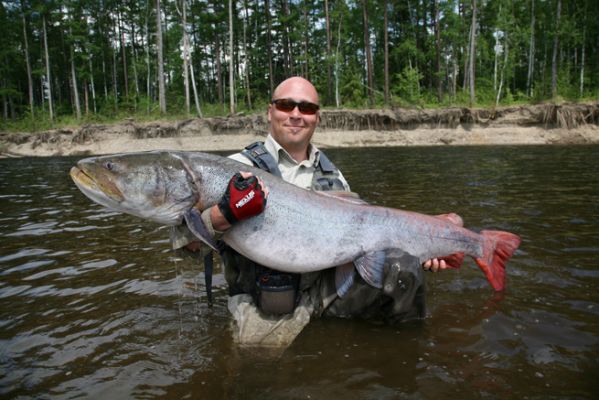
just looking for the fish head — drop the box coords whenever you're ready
[70,151,197,225]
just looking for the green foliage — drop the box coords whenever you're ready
[0,0,598,132]
[394,67,423,105]
[340,73,367,108]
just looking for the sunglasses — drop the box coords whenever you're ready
[271,98,320,115]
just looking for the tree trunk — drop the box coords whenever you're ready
[89,56,97,113]
[282,0,294,75]
[526,0,535,97]
[463,22,471,91]
[145,4,151,113]
[189,59,203,117]
[111,16,119,111]
[551,0,561,98]
[67,6,81,120]
[42,15,54,122]
[452,55,458,99]
[493,22,500,92]
[182,0,191,115]
[242,0,252,109]
[83,78,89,115]
[434,0,441,102]
[102,58,108,99]
[228,0,235,115]
[131,24,140,105]
[265,0,274,96]
[468,0,477,106]
[496,32,509,106]
[324,0,332,104]
[118,11,129,99]
[21,2,34,118]
[69,29,81,120]
[2,76,6,120]
[2,80,7,120]
[383,0,390,105]
[302,3,309,79]
[334,13,343,108]
[215,33,224,109]
[156,0,166,114]
[112,41,119,111]
[362,0,374,105]
[580,27,585,97]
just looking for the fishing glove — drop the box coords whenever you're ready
[218,172,267,224]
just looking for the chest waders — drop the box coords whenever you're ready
[220,142,346,315]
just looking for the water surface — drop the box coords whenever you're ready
[1,145,598,399]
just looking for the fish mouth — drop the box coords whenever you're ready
[70,166,124,202]
[70,166,94,187]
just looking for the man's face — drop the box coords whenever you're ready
[268,79,320,155]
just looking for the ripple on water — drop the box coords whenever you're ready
[6,221,59,237]
[2,260,56,276]
[0,248,51,263]
[0,285,32,299]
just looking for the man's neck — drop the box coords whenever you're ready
[286,147,309,163]
[268,134,311,163]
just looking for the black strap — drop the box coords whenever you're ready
[242,142,283,178]
[317,151,336,174]
[204,252,214,306]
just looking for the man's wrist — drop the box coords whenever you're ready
[210,205,232,232]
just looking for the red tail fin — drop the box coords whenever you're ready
[474,230,521,291]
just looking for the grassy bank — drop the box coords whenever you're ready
[2,97,598,135]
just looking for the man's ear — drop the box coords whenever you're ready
[267,104,273,122]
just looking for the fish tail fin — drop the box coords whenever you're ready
[474,230,521,291]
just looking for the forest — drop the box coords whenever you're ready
[0,0,597,131]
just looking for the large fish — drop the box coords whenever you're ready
[70,150,520,292]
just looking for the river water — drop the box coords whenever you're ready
[1,145,598,399]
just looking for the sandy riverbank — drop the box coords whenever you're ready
[1,104,598,157]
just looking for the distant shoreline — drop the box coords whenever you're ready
[2,104,598,158]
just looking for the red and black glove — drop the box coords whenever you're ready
[217,172,267,224]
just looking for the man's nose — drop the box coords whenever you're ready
[289,105,302,118]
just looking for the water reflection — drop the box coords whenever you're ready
[1,146,598,398]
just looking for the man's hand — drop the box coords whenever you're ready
[217,172,268,226]
[423,212,465,273]
[423,258,448,272]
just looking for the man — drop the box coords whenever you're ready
[172,77,452,346]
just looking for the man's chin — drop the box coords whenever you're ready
[286,127,305,135]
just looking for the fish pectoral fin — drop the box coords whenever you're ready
[183,208,219,251]
[335,263,356,297]
[353,250,387,289]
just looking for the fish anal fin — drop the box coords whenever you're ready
[183,208,219,251]
[438,252,465,269]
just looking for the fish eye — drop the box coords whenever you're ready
[104,161,115,171]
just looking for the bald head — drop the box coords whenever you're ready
[272,77,319,105]
[268,76,321,162]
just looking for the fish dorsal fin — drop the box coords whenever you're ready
[316,191,369,205]
[353,250,387,289]
[183,208,219,251]
[335,263,356,297]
